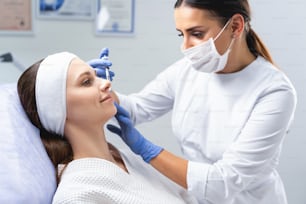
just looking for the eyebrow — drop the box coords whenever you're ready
[77,70,95,80]
[176,26,205,32]
[79,71,91,77]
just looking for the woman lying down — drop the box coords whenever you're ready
[17,52,197,204]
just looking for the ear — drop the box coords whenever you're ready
[230,14,245,38]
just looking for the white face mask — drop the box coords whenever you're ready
[182,19,234,73]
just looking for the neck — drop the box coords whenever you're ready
[218,37,256,74]
[65,123,115,162]
[64,122,128,172]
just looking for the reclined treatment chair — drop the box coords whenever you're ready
[0,83,56,203]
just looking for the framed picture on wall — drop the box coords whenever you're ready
[95,0,135,36]
[37,0,96,20]
[0,0,34,35]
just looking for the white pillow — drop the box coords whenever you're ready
[0,83,56,204]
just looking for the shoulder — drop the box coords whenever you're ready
[52,158,130,203]
[256,57,296,96]
[247,57,297,115]
[234,56,296,95]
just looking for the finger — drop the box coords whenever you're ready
[107,124,122,136]
[95,68,107,78]
[99,48,109,58]
[92,68,114,80]
[109,70,115,78]
[114,103,130,118]
[87,59,112,68]
[109,72,115,81]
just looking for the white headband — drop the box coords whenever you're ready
[35,52,77,136]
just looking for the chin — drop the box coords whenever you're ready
[110,105,117,117]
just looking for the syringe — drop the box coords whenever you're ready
[101,55,112,91]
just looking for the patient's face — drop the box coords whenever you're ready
[66,58,116,127]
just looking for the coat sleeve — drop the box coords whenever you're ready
[187,80,297,203]
[116,61,182,125]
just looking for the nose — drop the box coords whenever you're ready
[98,78,111,92]
[181,37,194,50]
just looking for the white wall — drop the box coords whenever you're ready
[249,1,306,203]
[0,0,305,203]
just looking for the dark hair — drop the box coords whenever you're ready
[174,0,274,64]
[17,60,73,184]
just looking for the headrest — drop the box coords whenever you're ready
[0,83,56,203]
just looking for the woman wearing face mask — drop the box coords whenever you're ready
[89,0,297,204]
[17,52,198,204]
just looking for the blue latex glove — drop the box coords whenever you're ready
[87,48,115,80]
[107,103,163,163]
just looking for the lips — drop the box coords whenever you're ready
[100,95,112,103]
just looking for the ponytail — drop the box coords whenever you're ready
[246,28,274,65]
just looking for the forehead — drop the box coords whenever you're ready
[67,58,93,81]
[68,58,90,73]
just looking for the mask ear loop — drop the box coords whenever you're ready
[213,18,232,41]
[226,38,235,52]
[213,18,235,54]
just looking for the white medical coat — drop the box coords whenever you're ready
[117,56,297,204]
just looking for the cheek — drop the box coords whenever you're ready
[108,104,117,116]
[66,92,95,120]
[66,96,114,124]
[182,36,205,50]
[66,99,88,121]
[214,31,232,55]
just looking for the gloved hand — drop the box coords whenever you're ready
[107,103,163,163]
[87,48,115,80]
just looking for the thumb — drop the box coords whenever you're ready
[87,58,112,68]
[107,124,122,136]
